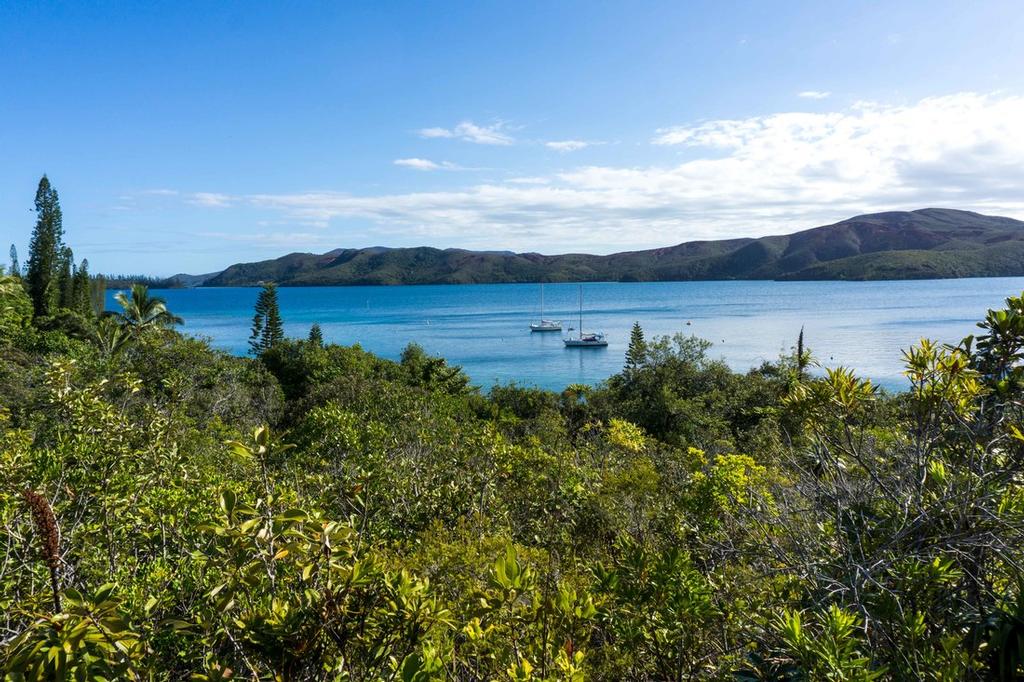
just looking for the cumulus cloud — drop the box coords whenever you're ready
[545,140,591,152]
[418,120,513,145]
[394,158,463,171]
[172,93,1024,252]
[797,90,831,99]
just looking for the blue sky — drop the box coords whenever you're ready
[2,1,1023,274]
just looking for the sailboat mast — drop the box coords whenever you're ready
[540,283,544,317]
[579,285,583,335]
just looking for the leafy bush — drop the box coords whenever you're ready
[5,287,1024,679]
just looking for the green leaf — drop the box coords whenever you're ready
[93,582,117,604]
[63,589,85,608]
[280,508,307,522]
[160,619,194,632]
[219,490,236,517]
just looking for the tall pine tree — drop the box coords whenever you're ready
[625,321,647,370]
[308,323,323,346]
[57,246,75,310]
[25,176,65,316]
[249,283,284,355]
[8,244,19,277]
[72,258,92,317]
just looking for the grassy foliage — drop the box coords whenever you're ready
[3,276,1024,679]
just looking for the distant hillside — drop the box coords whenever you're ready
[168,271,222,287]
[200,209,1024,286]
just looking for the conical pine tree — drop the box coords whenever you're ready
[25,176,65,316]
[72,258,92,317]
[625,321,647,370]
[56,246,74,310]
[308,323,323,346]
[249,283,284,355]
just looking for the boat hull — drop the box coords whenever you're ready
[563,339,608,347]
[531,325,562,332]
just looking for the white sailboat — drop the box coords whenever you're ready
[563,284,607,347]
[529,283,562,332]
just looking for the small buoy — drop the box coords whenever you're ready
[686,321,691,326]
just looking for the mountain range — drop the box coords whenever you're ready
[187,208,1024,287]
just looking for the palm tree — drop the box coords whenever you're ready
[113,284,182,334]
[92,315,132,357]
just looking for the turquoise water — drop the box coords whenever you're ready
[110,279,1024,392]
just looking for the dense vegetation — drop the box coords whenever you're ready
[96,274,186,290]
[3,180,1024,679]
[201,209,1024,286]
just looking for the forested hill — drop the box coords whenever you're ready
[199,208,1024,286]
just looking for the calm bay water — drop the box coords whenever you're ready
[111,278,1024,392]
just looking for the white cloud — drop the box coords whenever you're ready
[394,158,463,171]
[189,192,233,207]
[506,176,551,185]
[545,140,591,152]
[418,127,454,139]
[797,90,831,99]
[418,120,513,145]
[171,92,1024,252]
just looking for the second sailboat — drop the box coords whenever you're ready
[563,285,607,347]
